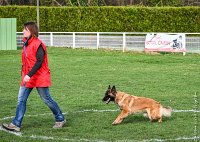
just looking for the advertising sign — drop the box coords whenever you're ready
[145,33,186,52]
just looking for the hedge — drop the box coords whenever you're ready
[0,6,199,32]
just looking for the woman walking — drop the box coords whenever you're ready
[2,21,66,132]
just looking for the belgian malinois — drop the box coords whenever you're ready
[102,85,172,125]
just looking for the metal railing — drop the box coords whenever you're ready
[17,32,200,53]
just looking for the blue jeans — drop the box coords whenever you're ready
[12,86,65,128]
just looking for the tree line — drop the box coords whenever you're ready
[0,0,200,6]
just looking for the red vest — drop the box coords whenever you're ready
[21,37,51,88]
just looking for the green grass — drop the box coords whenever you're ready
[0,47,199,142]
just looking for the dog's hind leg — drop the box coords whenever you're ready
[112,110,129,125]
[150,108,162,123]
[157,107,163,123]
[158,117,162,123]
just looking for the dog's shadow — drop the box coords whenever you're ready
[120,114,173,124]
[122,115,149,124]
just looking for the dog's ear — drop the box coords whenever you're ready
[111,86,116,92]
[108,85,111,89]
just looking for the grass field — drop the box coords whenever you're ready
[0,47,199,142]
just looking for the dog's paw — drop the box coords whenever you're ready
[112,121,120,125]
[143,113,148,118]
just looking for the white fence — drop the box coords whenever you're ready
[17,32,200,53]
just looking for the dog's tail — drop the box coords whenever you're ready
[161,106,172,117]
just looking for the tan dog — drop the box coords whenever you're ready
[102,85,172,125]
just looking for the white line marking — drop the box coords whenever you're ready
[117,136,200,142]
[71,109,119,113]
[0,109,118,121]
[29,135,109,142]
[0,126,22,136]
[26,135,200,142]
[30,135,54,140]
[173,109,200,112]
[0,115,15,121]
[0,109,199,121]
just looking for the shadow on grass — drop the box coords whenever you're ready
[120,114,174,124]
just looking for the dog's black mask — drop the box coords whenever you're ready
[102,85,116,104]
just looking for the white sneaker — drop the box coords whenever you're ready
[53,120,66,129]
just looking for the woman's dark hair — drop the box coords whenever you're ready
[23,21,38,37]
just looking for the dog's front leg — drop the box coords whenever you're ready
[112,110,129,125]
